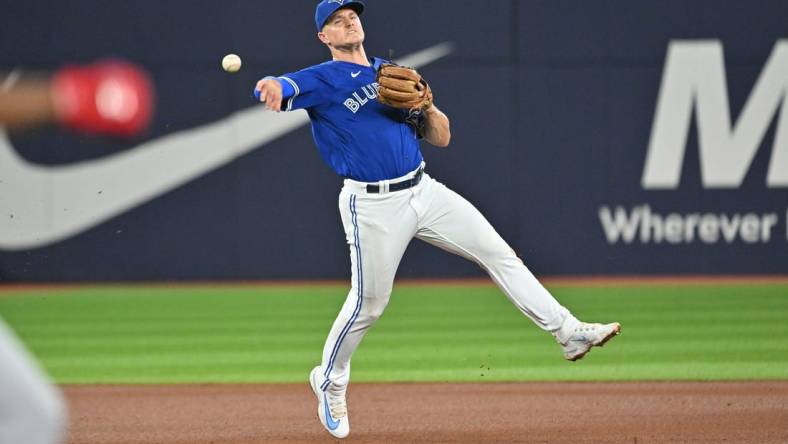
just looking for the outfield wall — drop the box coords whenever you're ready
[1,1,786,281]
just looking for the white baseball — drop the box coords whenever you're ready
[222,54,242,73]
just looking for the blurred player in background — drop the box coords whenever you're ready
[0,60,153,444]
[254,0,620,439]
[0,321,66,444]
[0,60,152,135]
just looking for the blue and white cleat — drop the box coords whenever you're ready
[309,366,350,439]
[559,322,621,361]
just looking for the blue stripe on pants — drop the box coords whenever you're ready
[322,194,363,389]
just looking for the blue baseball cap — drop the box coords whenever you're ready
[315,0,365,32]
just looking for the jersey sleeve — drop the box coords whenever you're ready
[277,66,327,111]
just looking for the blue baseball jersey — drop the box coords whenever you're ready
[277,57,424,182]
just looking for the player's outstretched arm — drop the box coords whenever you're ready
[0,79,56,129]
[254,77,298,112]
[422,105,451,147]
[254,78,283,111]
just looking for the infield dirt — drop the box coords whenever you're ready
[63,381,788,443]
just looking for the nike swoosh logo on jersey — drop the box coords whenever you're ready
[0,42,454,250]
[351,71,361,78]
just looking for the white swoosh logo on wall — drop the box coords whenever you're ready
[0,43,454,251]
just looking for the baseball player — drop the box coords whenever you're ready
[254,1,621,439]
[0,61,153,444]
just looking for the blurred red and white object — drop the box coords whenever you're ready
[52,60,154,136]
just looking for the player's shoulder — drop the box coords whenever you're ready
[279,62,332,89]
[291,61,329,75]
[313,57,389,71]
[314,60,337,70]
[295,60,344,80]
[299,57,388,74]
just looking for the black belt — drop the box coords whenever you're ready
[366,168,424,193]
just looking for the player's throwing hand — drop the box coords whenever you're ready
[254,78,283,112]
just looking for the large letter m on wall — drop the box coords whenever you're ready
[643,40,788,189]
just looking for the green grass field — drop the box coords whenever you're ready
[0,282,786,384]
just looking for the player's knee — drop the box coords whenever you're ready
[359,296,389,323]
[469,239,507,263]
[473,240,523,273]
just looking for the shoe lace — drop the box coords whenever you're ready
[327,395,347,419]
[575,323,598,334]
[328,399,347,419]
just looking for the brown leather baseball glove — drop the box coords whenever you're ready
[376,64,433,111]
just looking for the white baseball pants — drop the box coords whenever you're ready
[316,166,576,389]
[0,319,66,444]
